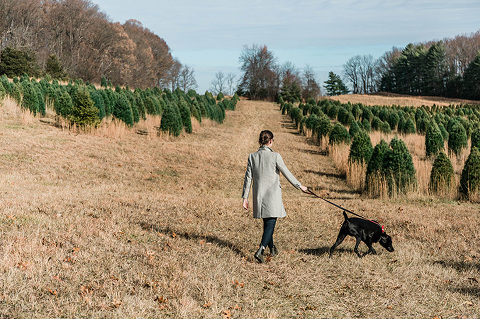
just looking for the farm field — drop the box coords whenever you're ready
[0,96,479,318]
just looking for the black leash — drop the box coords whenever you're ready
[305,188,383,229]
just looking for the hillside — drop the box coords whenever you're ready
[0,96,479,317]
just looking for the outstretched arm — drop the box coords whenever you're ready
[276,153,308,192]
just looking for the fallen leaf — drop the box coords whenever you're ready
[229,304,241,310]
[48,289,57,296]
[203,301,212,308]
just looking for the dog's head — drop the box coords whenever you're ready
[379,233,394,252]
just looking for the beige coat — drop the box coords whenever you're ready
[242,146,301,218]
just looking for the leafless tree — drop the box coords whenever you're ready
[210,71,226,95]
[226,73,236,95]
[178,65,198,92]
[302,65,321,100]
[238,44,278,100]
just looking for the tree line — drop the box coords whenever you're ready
[0,74,238,135]
[342,30,480,100]
[0,0,197,90]
[237,44,321,102]
[280,98,480,200]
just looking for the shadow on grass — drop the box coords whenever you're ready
[139,222,247,258]
[305,169,345,179]
[298,246,352,256]
[433,259,480,297]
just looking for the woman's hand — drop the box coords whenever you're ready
[242,198,249,210]
[300,185,309,193]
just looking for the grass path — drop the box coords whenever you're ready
[0,98,478,318]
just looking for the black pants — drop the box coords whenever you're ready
[260,217,277,249]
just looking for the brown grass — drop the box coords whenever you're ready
[0,96,479,318]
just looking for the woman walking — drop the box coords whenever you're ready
[242,130,308,263]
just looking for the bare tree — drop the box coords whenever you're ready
[302,65,321,100]
[210,71,226,95]
[226,73,236,95]
[238,44,278,100]
[178,65,198,92]
[343,55,361,94]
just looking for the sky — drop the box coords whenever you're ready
[90,0,480,93]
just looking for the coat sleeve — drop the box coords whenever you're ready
[242,154,253,199]
[276,153,301,190]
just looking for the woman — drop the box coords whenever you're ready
[242,130,308,263]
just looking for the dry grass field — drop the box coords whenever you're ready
[0,95,479,318]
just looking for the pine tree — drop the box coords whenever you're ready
[447,121,467,156]
[54,91,73,117]
[460,147,480,199]
[113,93,133,126]
[45,55,65,79]
[429,152,454,194]
[471,127,480,150]
[21,81,39,115]
[69,88,100,127]
[425,120,444,158]
[178,99,192,133]
[383,137,417,195]
[349,121,361,138]
[328,123,350,145]
[160,102,183,136]
[348,131,373,164]
[324,71,349,96]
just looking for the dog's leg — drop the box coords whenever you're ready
[354,237,363,258]
[363,239,377,256]
[329,233,347,257]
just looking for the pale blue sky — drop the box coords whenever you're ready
[91,0,480,93]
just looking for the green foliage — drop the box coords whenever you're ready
[89,90,105,120]
[21,81,39,115]
[160,102,183,136]
[328,123,350,145]
[460,147,480,197]
[0,82,5,100]
[45,55,66,79]
[69,88,100,127]
[471,127,480,150]
[425,120,444,158]
[403,118,416,134]
[0,47,39,78]
[429,152,454,194]
[348,131,373,164]
[383,137,417,195]
[178,99,192,133]
[324,71,349,96]
[113,93,133,126]
[349,121,361,138]
[316,116,332,139]
[366,139,390,176]
[447,121,468,156]
[216,92,224,101]
[54,91,73,117]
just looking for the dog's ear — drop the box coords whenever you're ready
[343,211,348,220]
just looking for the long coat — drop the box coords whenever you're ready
[242,145,301,218]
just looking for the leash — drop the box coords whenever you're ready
[305,188,384,232]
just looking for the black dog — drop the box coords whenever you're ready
[329,212,394,258]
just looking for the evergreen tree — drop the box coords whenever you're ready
[21,81,39,115]
[348,131,373,164]
[349,121,361,138]
[366,139,390,176]
[160,102,183,136]
[429,152,454,194]
[113,93,134,126]
[463,52,480,100]
[0,82,5,100]
[425,120,444,158]
[471,127,480,150]
[328,123,350,145]
[383,137,417,195]
[69,88,100,127]
[101,76,108,88]
[0,47,39,78]
[54,91,73,117]
[460,147,480,198]
[45,55,65,79]
[178,99,193,133]
[90,90,106,120]
[403,118,416,134]
[324,71,349,96]
[447,121,468,156]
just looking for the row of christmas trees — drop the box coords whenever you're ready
[280,97,480,199]
[0,74,239,136]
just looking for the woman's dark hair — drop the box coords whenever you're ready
[259,130,274,145]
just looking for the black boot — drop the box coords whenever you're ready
[254,246,265,263]
[270,245,278,257]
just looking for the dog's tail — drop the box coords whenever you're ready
[343,211,348,220]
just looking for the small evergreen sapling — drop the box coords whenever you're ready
[348,131,373,165]
[460,147,480,199]
[429,152,454,194]
[425,120,444,158]
[328,123,350,145]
